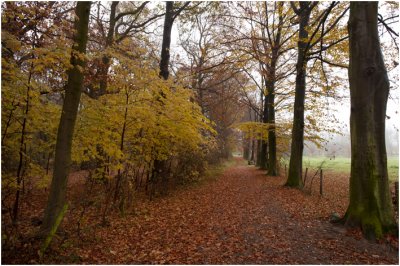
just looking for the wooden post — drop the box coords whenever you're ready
[303,167,308,185]
[395,181,399,205]
[320,169,323,196]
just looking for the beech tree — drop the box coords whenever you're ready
[344,1,396,240]
[40,1,91,237]
[151,1,191,186]
[285,2,317,188]
[286,1,349,188]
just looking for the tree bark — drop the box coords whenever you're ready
[151,1,175,189]
[96,1,118,98]
[266,2,283,177]
[39,1,91,237]
[250,139,255,162]
[256,90,264,167]
[159,1,174,80]
[286,3,312,188]
[259,83,268,170]
[344,2,396,240]
[113,87,129,203]
[266,77,277,176]
[266,54,278,176]
[12,66,32,225]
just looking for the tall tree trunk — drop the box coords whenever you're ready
[243,139,250,160]
[97,1,118,98]
[196,58,205,114]
[12,13,39,224]
[250,103,256,162]
[266,77,277,176]
[259,89,268,170]
[12,66,33,225]
[256,89,264,167]
[344,2,396,240]
[152,1,175,188]
[286,3,311,188]
[39,1,91,237]
[113,87,129,203]
[159,1,174,80]
[243,107,253,160]
[250,139,255,162]
[266,55,278,176]
[259,75,269,169]
[266,3,283,177]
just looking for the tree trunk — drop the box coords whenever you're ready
[256,90,264,167]
[12,65,33,225]
[344,2,396,240]
[259,132,268,169]
[113,87,129,203]
[152,1,175,183]
[159,1,174,80]
[39,1,91,237]
[96,1,118,98]
[243,107,252,160]
[250,139,255,162]
[266,3,283,177]
[243,139,250,160]
[286,4,311,188]
[259,78,269,170]
[266,77,277,176]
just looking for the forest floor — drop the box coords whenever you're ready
[2,157,399,264]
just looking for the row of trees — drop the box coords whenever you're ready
[1,1,398,249]
[233,1,348,172]
[2,2,256,251]
[235,1,398,239]
[1,1,222,244]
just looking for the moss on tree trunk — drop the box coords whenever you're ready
[345,2,396,240]
[39,2,91,238]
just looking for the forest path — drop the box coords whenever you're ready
[73,157,397,264]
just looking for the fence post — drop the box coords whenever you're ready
[285,164,287,178]
[320,169,323,196]
[303,167,308,185]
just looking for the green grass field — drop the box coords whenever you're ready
[299,156,399,182]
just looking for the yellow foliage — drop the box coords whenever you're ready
[71,57,216,172]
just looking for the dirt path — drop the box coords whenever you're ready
[8,158,394,264]
[53,157,395,264]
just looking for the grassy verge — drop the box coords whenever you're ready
[296,156,399,182]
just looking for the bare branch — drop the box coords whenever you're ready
[309,56,348,69]
[307,36,349,56]
[172,2,191,22]
[378,14,399,37]
[115,1,149,22]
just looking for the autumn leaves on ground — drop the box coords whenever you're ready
[2,158,397,264]
[2,1,399,264]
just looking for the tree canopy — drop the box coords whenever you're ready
[1,1,399,263]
